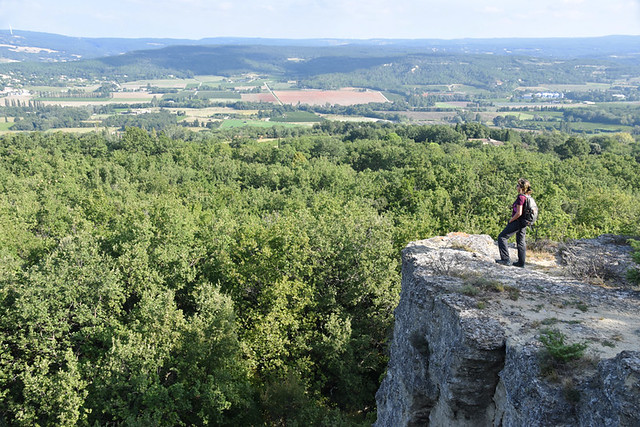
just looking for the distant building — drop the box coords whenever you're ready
[521,92,564,99]
[535,92,564,99]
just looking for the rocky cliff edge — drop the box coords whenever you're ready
[375,233,640,426]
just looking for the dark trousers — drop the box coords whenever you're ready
[498,220,527,264]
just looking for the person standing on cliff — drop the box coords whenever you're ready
[496,178,531,267]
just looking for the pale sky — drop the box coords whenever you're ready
[1,0,639,40]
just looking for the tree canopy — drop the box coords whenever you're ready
[1,124,639,425]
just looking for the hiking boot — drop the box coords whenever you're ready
[512,262,525,268]
[495,259,511,266]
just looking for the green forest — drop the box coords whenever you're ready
[1,123,640,426]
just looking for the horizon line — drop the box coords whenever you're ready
[2,29,640,42]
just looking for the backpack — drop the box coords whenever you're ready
[523,194,538,226]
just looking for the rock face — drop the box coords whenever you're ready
[375,233,640,426]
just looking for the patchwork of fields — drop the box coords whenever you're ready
[2,72,639,132]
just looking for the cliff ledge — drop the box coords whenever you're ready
[375,233,640,426]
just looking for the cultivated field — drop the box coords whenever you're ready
[34,91,158,106]
[434,101,471,108]
[275,89,389,106]
[399,111,456,123]
[241,93,279,103]
[516,83,612,92]
[165,107,258,117]
[219,119,307,129]
[317,114,382,122]
[120,76,225,91]
[246,88,390,106]
[111,92,157,100]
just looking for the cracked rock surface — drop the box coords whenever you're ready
[375,233,640,426]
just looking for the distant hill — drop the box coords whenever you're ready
[92,43,640,86]
[0,30,196,62]
[1,29,640,63]
[96,44,403,77]
[3,42,640,90]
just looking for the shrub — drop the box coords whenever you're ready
[505,286,520,301]
[527,239,559,254]
[461,284,480,296]
[466,276,504,292]
[562,378,581,403]
[539,328,588,363]
[627,239,640,286]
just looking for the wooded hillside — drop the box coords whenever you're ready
[1,124,639,425]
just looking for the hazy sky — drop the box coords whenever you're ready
[1,0,640,40]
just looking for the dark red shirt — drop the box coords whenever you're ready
[512,194,526,216]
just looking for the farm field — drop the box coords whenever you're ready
[267,82,296,90]
[27,85,89,93]
[36,97,110,103]
[382,92,405,102]
[477,112,507,123]
[533,111,565,119]
[270,111,322,122]
[166,107,259,118]
[39,99,153,106]
[120,76,227,91]
[501,112,535,120]
[317,114,383,122]
[0,125,117,134]
[434,102,462,109]
[272,89,389,106]
[566,122,634,132]
[120,79,193,90]
[493,101,583,109]
[35,91,157,106]
[516,83,612,92]
[241,93,279,103]
[112,92,157,101]
[44,126,117,133]
[195,91,241,100]
[399,111,455,122]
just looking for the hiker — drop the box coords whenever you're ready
[496,178,532,267]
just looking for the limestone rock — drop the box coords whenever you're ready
[375,233,640,426]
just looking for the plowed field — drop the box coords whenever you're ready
[241,93,279,103]
[274,89,388,106]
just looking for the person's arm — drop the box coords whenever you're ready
[509,204,523,223]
